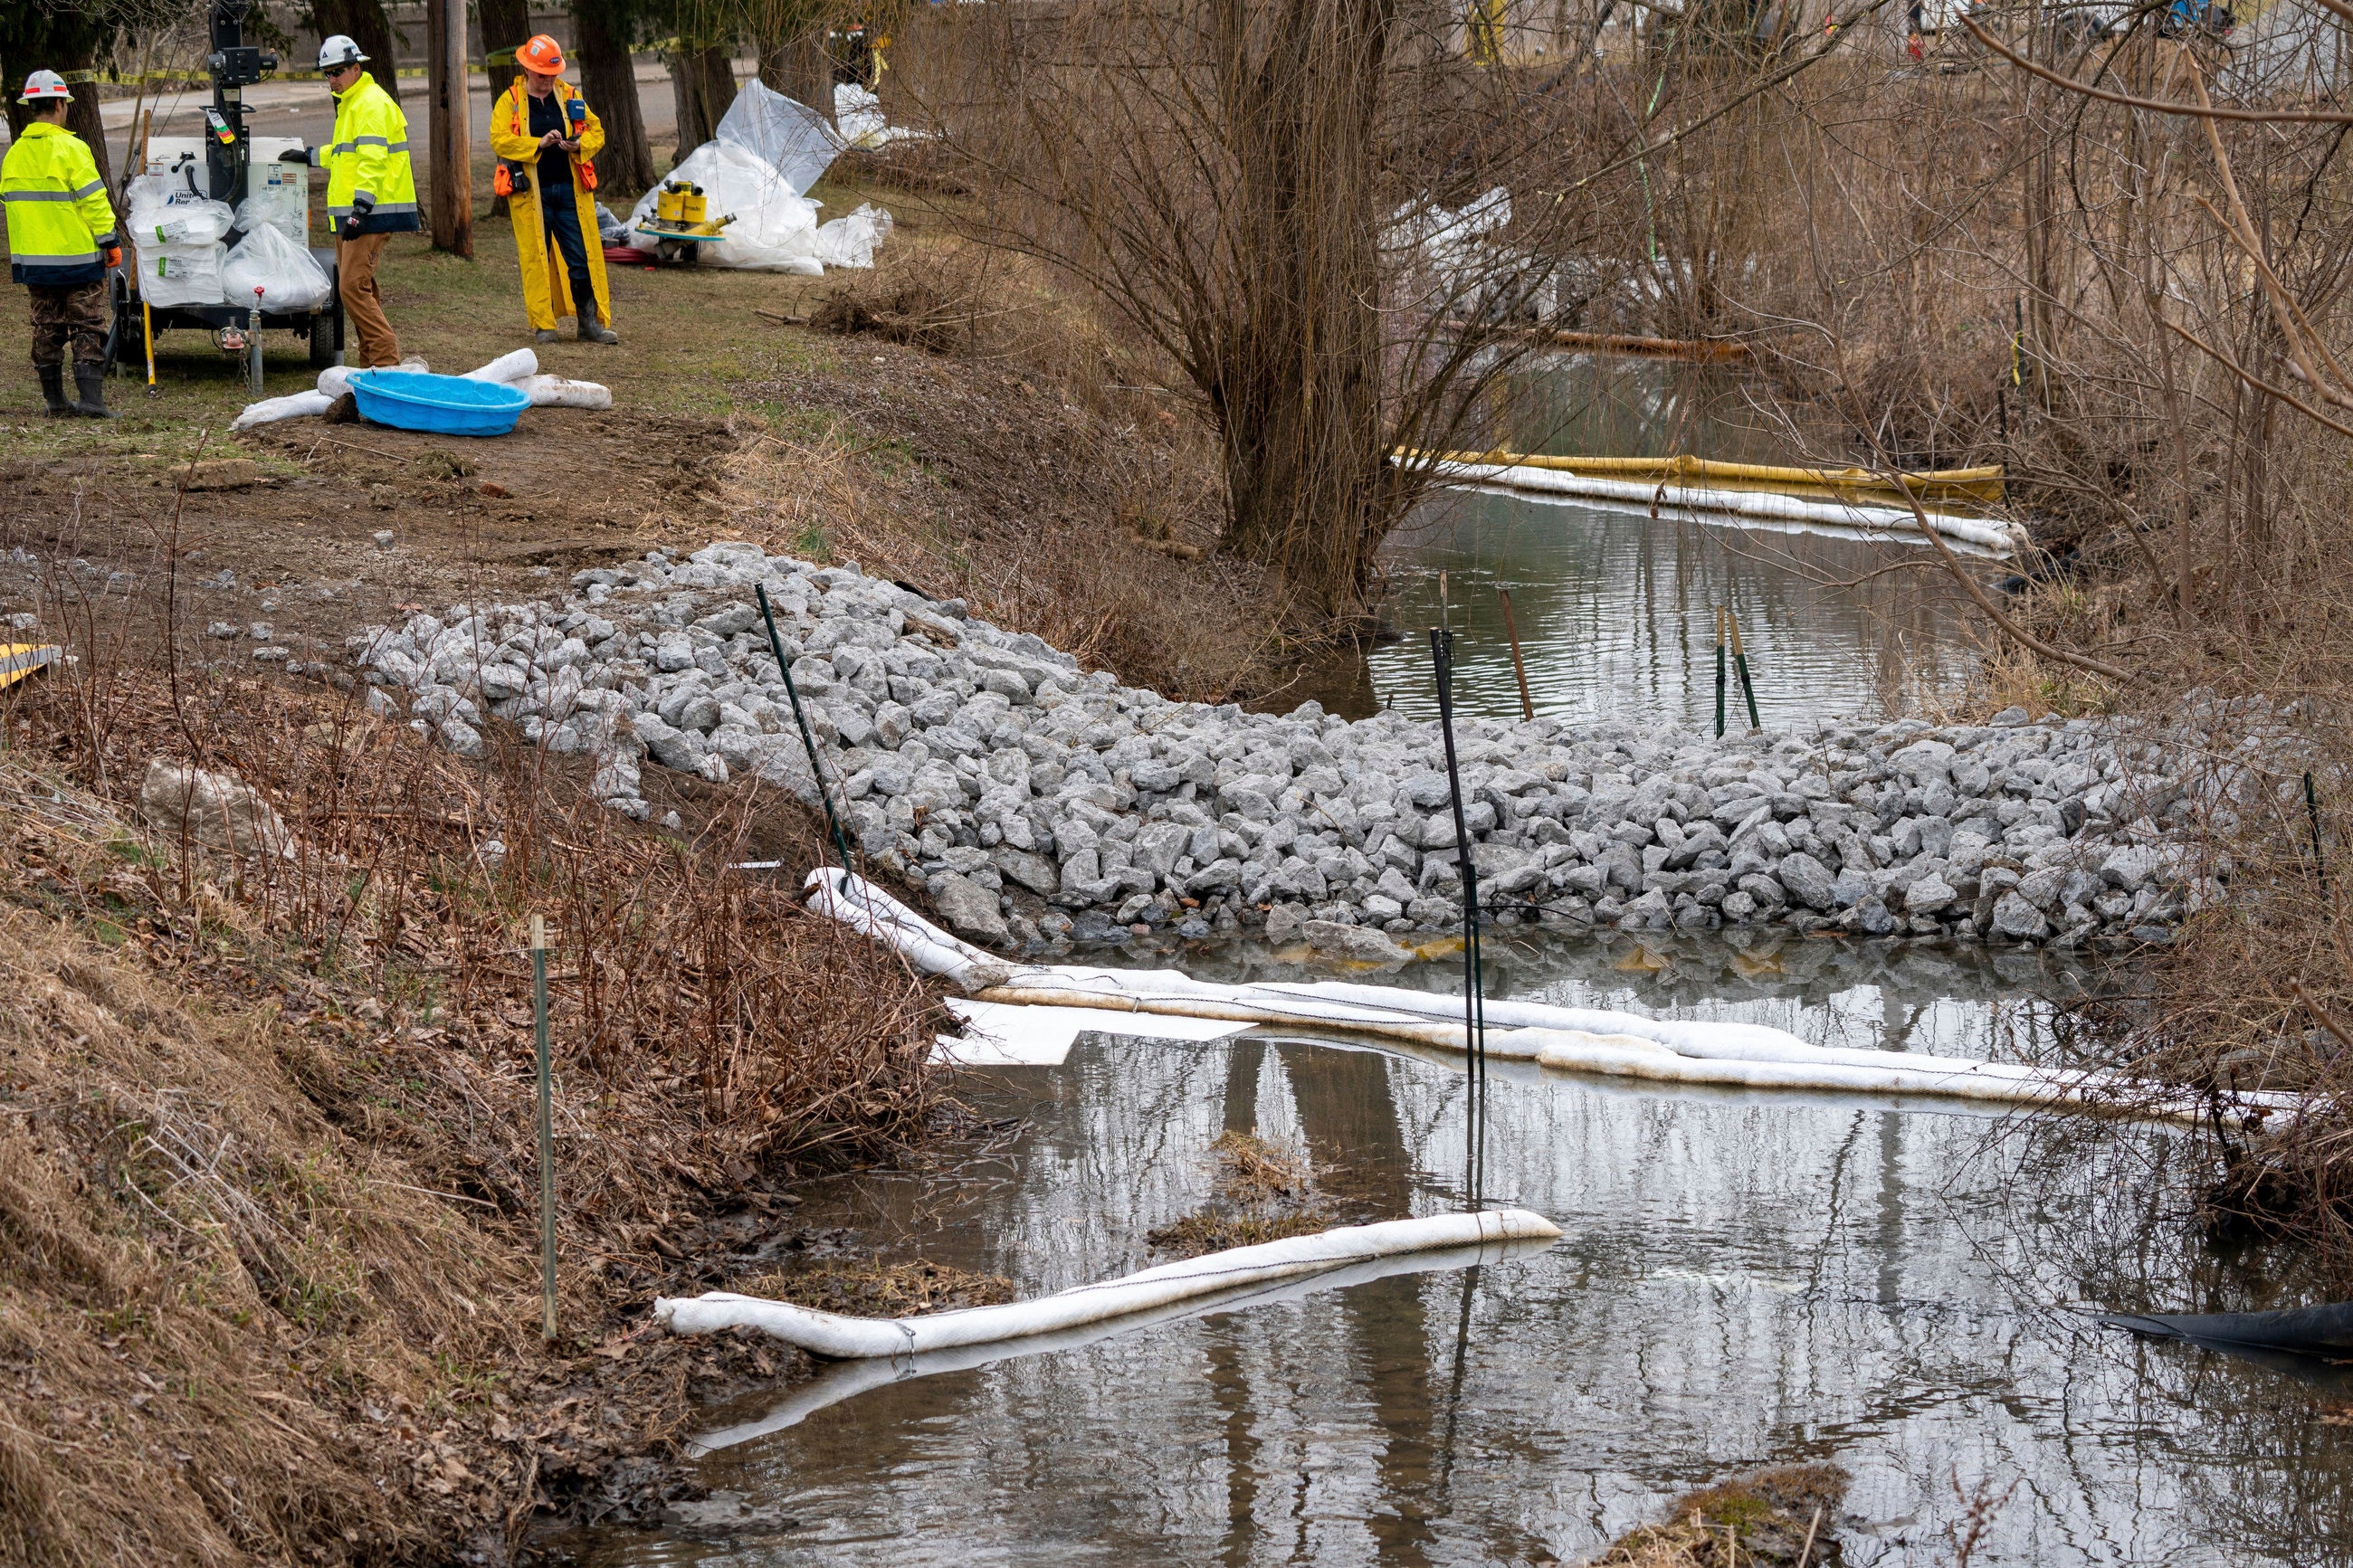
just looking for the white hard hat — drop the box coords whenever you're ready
[318,35,368,71]
[18,70,72,104]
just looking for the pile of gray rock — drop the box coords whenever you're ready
[347,542,2220,954]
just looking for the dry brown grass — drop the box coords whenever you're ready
[1146,1131,1335,1259]
[1593,1463,1850,1567]
[0,633,955,1559]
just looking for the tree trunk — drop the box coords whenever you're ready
[757,30,834,124]
[425,0,472,254]
[477,0,531,215]
[672,43,738,154]
[571,0,656,195]
[314,0,403,100]
[1211,0,1393,621]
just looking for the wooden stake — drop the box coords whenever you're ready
[530,913,555,1340]
[1497,588,1534,722]
[427,0,473,257]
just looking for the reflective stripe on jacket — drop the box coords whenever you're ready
[4,122,119,286]
[319,73,420,233]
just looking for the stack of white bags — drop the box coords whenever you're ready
[126,175,330,312]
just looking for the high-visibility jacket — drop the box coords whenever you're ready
[319,72,419,233]
[488,76,612,330]
[3,122,119,286]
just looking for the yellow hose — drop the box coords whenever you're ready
[1402,448,2006,508]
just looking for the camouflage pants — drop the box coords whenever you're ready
[28,280,109,369]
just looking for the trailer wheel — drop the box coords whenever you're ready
[308,313,338,370]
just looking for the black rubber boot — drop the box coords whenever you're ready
[71,365,119,419]
[38,366,71,416]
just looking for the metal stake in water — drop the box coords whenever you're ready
[1431,627,1488,1211]
[531,913,557,1342]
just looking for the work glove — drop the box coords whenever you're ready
[340,214,366,239]
[277,147,309,164]
[342,195,372,239]
[104,246,122,269]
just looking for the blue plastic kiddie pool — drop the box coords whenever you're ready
[348,370,532,437]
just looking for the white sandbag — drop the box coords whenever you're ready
[230,389,334,430]
[626,139,824,271]
[656,1209,1560,1357]
[127,195,234,247]
[317,365,354,396]
[519,374,611,409]
[222,221,331,311]
[717,79,845,196]
[811,202,893,270]
[461,348,539,384]
[140,242,229,308]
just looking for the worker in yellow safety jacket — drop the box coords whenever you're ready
[489,34,617,345]
[3,70,122,417]
[312,34,419,367]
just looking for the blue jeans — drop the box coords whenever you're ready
[542,186,596,322]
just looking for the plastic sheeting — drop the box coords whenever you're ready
[626,140,824,272]
[657,1209,1560,1357]
[684,1232,1557,1451]
[222,223,331,311]
[812,202,893,270]
[937,996,1248,1067]
[718,80,845,197]
[808,870,2297,1121]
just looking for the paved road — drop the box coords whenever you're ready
[3,59,700,160]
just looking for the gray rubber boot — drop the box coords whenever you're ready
[535,328,561,344]
[37,366,70,417]
[577,318,617,344]
[71,365,119,419]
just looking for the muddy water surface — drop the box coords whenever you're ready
[1294,356,1978,726]
[559,931,2353,1566]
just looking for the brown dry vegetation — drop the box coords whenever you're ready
[1594,1462,1851,1567]
[0,629,950,1562]
[1145,1129,1336,1258]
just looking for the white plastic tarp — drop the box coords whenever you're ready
[717,79,845,197]
[937,996,1247,1067]
[222,222,331,311]
[811,202,893,270]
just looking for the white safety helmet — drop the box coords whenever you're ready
[318,35,367,71]
[18,70,72,105]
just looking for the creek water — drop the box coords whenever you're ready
[556,930,2353,1567]
[1290,355,1977,727]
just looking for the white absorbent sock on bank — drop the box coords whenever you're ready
[938,996,1249,1067]
[230,389,336,429]
[462,348,539,384]
[518,374,613,410]
[655,1209,1560,1357]
[805,870,2296,1119]
[1420,458,2025,559]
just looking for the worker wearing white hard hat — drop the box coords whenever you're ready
[3,70,122,416]
[309,35,417,366]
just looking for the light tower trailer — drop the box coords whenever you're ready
[110,0,345,382]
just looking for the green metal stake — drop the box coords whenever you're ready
[1713,604,1728,738]
[756,582,855,872]
[531,913,556,1343]
[1728,605,1761,732]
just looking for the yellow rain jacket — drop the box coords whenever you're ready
[4,122,119,285]
[489,76,612,330]
[319,72,419,232]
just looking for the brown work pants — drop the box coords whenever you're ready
[27,280,109,369]
[337,232,400,367]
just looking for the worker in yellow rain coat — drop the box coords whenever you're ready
[488,34,617,344]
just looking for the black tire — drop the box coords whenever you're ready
[103,270,132,375]
[308,313,338,370]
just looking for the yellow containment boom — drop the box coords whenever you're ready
[0,644,61,691]
[1398,448,2006,509]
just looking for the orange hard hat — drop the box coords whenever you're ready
[517,34,566,74]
